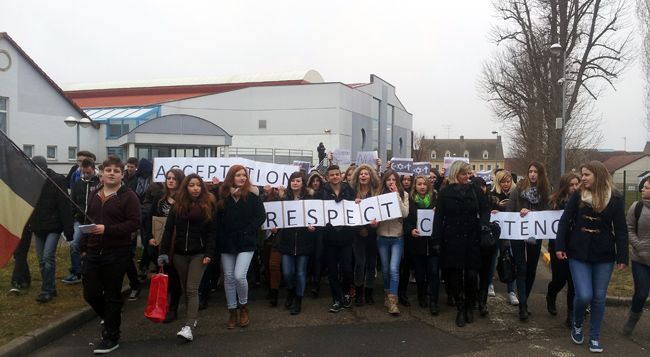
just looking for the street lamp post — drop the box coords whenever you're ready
[550,43,567,175]
[64,116,92,153]
[491,130,499,171]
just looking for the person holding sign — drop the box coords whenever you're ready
[216,165,266,328]
[158,174,217,342]
[307,171,326,297]
[506,161,551,322]
[433,161,489,327]
[546,172,580,327]
[276,172,318,315]
[555,161,628,353]
[144,168,184,323]
[322,165,357,313]
[404,175,439,315]
[376,169,410,316]
[398,174,415,307]
[349,164,382,306]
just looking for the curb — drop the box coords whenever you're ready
[0,287,132,357]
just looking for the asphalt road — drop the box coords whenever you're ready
[31,263,650,356]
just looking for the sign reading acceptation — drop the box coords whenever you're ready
[413,210,565,240]
[261,192,403,230]
[153,157,299,188]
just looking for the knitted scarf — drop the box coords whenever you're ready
[414,193,431,209]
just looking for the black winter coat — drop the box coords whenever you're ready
[29,169,74,239]
[433,183,490,269]
[276,192,318,256]
[321,182,357,246]
[404,198,439,256]
[555,190,629,264]
[70,175,100,222]
[160,205,217,258]
[217,190,266,254]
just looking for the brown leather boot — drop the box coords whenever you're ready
[388,294,400,316]
[384,289,390,308]
[239,304,250,327]
[227,309,238,329]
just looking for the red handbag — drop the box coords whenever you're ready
[144,268,168,323]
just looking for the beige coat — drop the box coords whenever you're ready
[377,191,410,237]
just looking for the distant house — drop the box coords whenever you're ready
[422,135,504,172]
[602,154,650,190]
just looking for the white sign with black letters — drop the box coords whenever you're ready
[416,209,434,237]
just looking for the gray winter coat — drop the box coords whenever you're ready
[629,199,650,266]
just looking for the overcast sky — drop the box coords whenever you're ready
[2,0,648,154]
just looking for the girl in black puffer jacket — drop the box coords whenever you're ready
[159,173,217,342]
[276,172,318,315]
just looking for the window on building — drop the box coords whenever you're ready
[0,97,7,134]
[463,150,469,158]
[68,147,77,160]
[46,145,57,160]
[386,104,394,159]
[479,164,484,170]
[431,150,436,159]
[472,165,476,170]
[107,147,125,161]
[487,164,492,171]
[258,120,267,129]
[361,128,366,149]
[106,119,137,139]
[445,150,451,157]
[483,150,489,159]
[23,145,33,158]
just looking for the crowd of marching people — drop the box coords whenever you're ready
[7,150,650,355]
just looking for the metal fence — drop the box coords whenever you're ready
[614,169,649,209]
[218,147,313,165]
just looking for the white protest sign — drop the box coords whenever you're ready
[412,162,432,177]
[303,200,325,227]
[262,201,284,229]
[443,157,470,175]
[356,151,378,166]
[324,200,346,226]
[390,158,414,176]
[343,200,362,226]
[491,210,564,240]
[377,192,403,220]
[332,149,351,165]
[153,157,299,188]
[416,209,434,236]
[283,200,305,228]
[359,196,381,224]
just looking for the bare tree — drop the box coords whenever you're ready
[411,131,436,162]
[481,0,631,180]
[639,0,650,135]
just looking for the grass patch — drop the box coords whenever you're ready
[608,265,634,297]
[0,239,85,347]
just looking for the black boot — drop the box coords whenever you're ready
[290,296,303,315]
[429,298,439,316]
[546,292,557,316]
[285,289,295,309]
[163,309,178,323]
[418,292,428,308]
[269,289,279,307]
[519,303,529,322]
[464,303,474,324]
[455,309,466,327]
[565,310,573,328]
[398,292,411,307]
[355,286,364,306]
[365,288,375,305]
[198,295,208,310]
[478,290,488,317]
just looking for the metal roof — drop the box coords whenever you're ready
[84,106,159,122]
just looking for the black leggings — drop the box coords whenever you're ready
[478,248,496,307]
[446,268,478,310]
[510,239,542,307]
[547,240,574,311]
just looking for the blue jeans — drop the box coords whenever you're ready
[377,236,404,295]
[282,255,310,297]
[631,261,650,313]
[69,221,82,275]
[221,252,255,309]
[569,259,614,341]
[34,232,60,295]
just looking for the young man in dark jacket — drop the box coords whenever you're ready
[81,155,141,354]
[63,158,99,284]
[29,156,74,303]
[321,165,357,312]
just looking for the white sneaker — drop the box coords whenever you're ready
[487,284,496,297]
[508,292,519,306]
[177,325,193,341]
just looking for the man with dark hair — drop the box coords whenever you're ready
[63,158,100,284]
[29,156,74,303]
[321,165,357,312]
[66,150,96,189]
[124,157,138,190]
[81,155,141,354]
